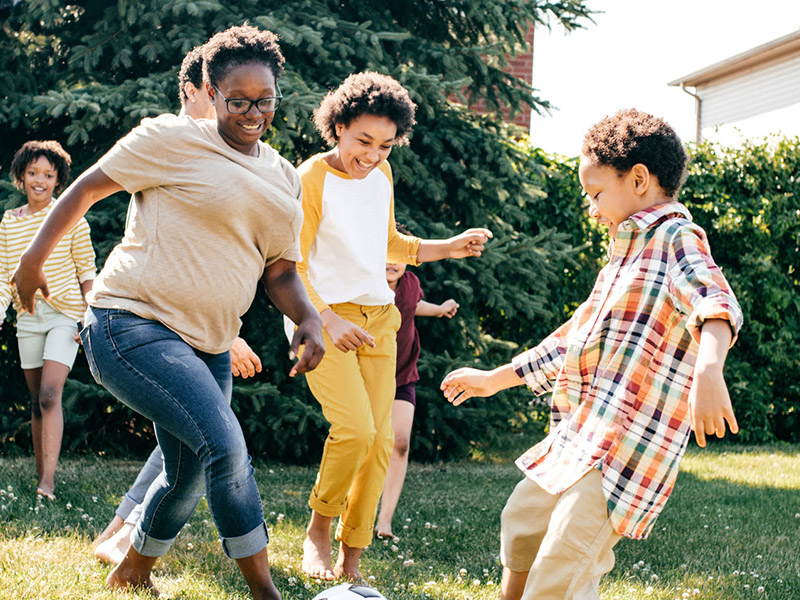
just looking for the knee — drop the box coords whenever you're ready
[393,434,411,458]
[332,424,376,454]
[37,385,63,413]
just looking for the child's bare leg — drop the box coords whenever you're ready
[95,515,125,546]
[25,361,69,498]
[375,401,415,538]
[95,522,134,565]
[235,548,282,600]
[333,541,364,582]
[302,510,335,580]
[106,545,159,595]
[501,567,528,600]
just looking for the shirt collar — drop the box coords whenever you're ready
[619,202,693,233]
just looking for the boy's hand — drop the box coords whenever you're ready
[447,228,493,258]
[688,366,738,447]
[231,337,262,378]
[321,309,375,352]
[441,367,499,406]
[438,299,459,318]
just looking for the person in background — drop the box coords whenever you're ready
[1,140,96,501]
[375,223,459,539]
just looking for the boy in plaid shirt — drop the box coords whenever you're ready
[441,109,743,600]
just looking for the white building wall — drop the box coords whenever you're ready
[697,53,800,130]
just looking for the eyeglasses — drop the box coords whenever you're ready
[212,85,282,114]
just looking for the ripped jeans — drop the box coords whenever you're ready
[81,307,268,559]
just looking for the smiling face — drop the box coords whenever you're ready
[385,262,407,290]
[210,61,277,156]
[578,155,646,238]
[328,114,398,179]
[22,155,59,207]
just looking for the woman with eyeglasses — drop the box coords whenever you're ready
[12,24,323,599]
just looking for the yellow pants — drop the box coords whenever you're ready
[305,302,401,548]
[501,469,622,600]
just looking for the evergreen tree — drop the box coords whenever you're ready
[0,0,593,460]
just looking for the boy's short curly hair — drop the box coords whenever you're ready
[313,72,417,147]
[178,45,205,104]
[203,24,284,89]
[582,109,688,198]
[10,140,71,194]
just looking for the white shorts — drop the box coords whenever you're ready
[16,299,80,370]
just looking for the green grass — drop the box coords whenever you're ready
[1,445,798,599]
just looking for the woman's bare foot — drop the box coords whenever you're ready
[333,542,365,583]
[302,511,335,580]
[106,546,159,596]
[94,515,125,546]
[95,523,134,565]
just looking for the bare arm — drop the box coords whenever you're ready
[261,259,325,376]
[416,228,493,263]
[440,363,525,406]
[12,166,122,313]
[688,318,738,447]
[416,298,459,319]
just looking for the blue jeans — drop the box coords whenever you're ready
[116,446,163,525]
[82,307,268,559]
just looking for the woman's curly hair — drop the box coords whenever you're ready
[203,24,284,88]
[582,108,688,197]
[10,140,71,195]
[313,72,416,147]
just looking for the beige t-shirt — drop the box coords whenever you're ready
[91,114,303,353]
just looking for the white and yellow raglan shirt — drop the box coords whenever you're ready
[287,154,421,334]
[0,201,96,322]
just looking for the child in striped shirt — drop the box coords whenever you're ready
[1,140,96,500]
[441,109,743,600]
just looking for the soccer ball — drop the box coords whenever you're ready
[311,583,388,599]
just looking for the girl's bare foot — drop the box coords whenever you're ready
[94,515,125,546]
[302,530,335,580]
[36,487,56,501]
[106,547,159,596]
[302,512,335,580]
[333,542,365,584]
[374,520,393,539]
[95,523,134,565]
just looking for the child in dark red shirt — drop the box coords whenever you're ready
[375,249,458,539]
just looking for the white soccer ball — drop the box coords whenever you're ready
[311,583,388,599]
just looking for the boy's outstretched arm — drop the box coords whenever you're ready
[417,228,493,262]
[441,364,524,406]
[689,318,738,447]
[416,298,459,318]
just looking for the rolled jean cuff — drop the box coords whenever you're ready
[221,521,269,559]
[115,495,139,522]
[132,524,175,558]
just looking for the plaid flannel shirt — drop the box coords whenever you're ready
[512,202,743,539]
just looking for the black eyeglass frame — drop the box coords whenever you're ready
[212,85,283,114]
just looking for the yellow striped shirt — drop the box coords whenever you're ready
[0,200,96,321]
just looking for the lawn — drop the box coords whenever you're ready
[0,444,798,599]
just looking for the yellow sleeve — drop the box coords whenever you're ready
[382,162,421,265]
[0,215,12,314]
[296,159,331,314]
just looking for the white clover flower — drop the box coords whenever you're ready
[459,568,467,575]
[277,513,284,522]
[425,522,431,529]
[403,559,414,566]
[368,575,376,582]
[92,496,98,502]
[187,543,194,550]
[391,545,399,552]
[65,502,72,510]
[305,582,311,589]
[757,586,765,593]
[472,579,480,586]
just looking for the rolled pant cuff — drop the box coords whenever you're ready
[336,522,373,549]
[115,495,139,522]
[221,521,269,559]
[309,494,347,518]
[132,524,175,558]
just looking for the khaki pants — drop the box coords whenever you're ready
[305,302,400,548]
[501,469,622,600]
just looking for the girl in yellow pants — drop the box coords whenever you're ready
[292,72,492,581]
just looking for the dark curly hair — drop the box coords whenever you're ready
[582,108,688,198]
[203,24,284,89]
[313,72,417,147]
[10,140,71,195]
[178,44,205,105]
